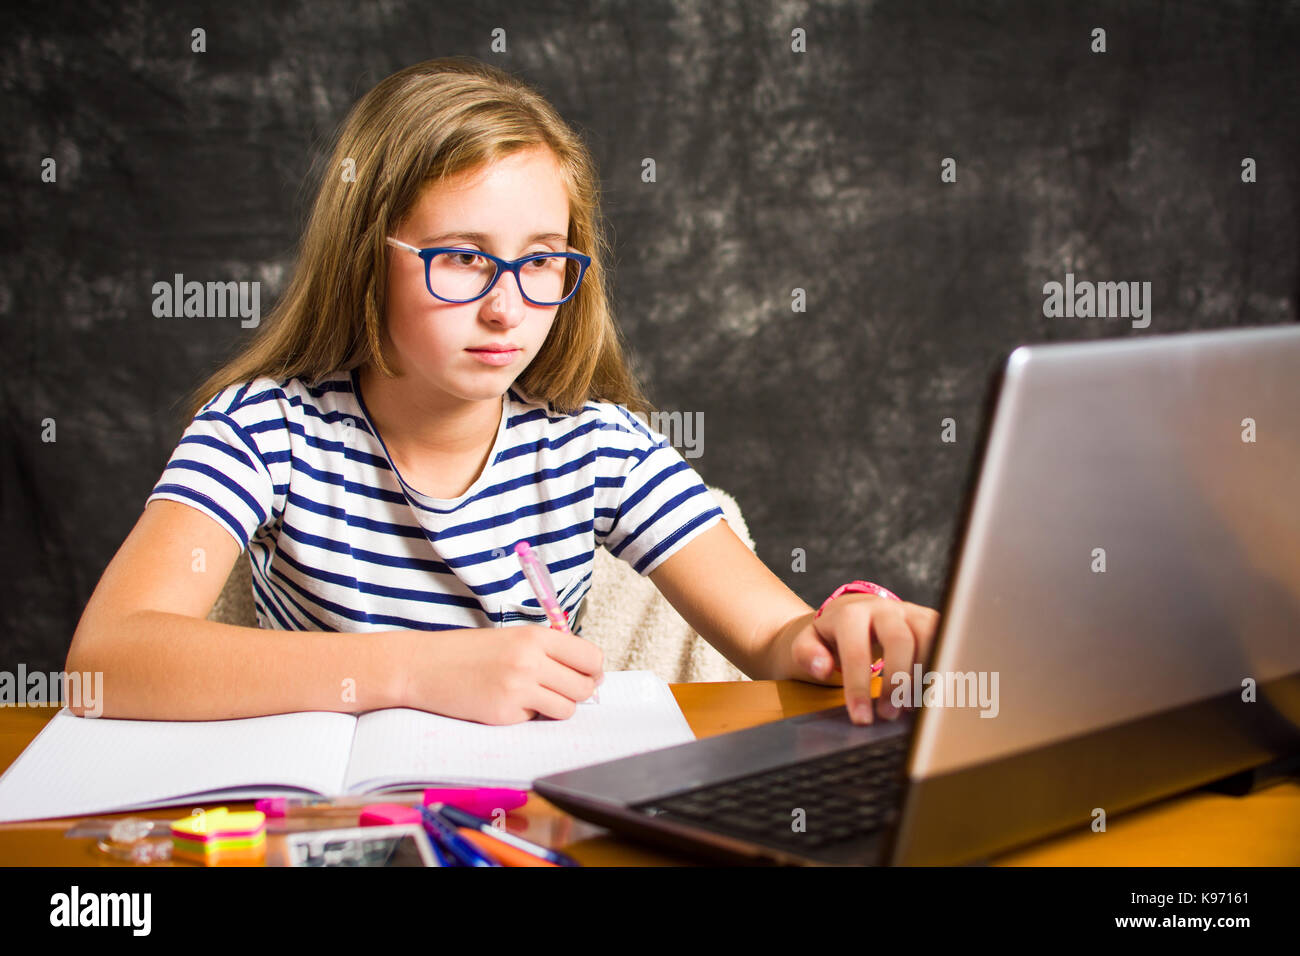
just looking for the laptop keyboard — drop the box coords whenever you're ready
[633,733,909,855]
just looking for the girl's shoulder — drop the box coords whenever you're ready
[508,387,650,441]
[200,370,350,427]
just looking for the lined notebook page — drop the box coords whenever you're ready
[0,708,357,823]
[343,670,696,792]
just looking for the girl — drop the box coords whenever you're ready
[67,57,939,725]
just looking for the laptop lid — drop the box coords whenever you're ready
[889,324,1300,865]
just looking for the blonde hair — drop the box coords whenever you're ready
[178,56,653,425]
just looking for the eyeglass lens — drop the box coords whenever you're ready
[427,252,580,304]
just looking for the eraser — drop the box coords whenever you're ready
[359,803,423,827]
[255,797,288,818]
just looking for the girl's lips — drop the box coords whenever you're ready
[466,348,520,366]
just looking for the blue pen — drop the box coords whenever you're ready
[427,832,456,867]
[436,803,582,867]
[420,805,500,867]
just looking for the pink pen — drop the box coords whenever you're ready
[514,541,599,703]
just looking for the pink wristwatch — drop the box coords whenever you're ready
[814,580,902,618]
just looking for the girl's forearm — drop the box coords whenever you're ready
[65,610,419,721]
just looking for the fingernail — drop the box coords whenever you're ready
[879,702,897,721]
[852,702,873,724]
[811,656,828,677]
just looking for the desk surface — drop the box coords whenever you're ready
[1,680,1297,866]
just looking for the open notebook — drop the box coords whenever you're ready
[0,671,695,823]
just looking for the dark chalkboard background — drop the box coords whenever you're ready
[3,0,1297,672]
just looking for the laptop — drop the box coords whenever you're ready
[534,324,1300,865]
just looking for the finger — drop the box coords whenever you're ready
[873,603,916,720]
[830,604,878,725]
[904,603,941,666]
[790,629,841,683]
[527,683,581,721]
[539,654,602,704]
[539,626,605,680]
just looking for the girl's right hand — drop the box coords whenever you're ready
[399,624,604,724]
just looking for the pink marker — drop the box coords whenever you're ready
[423,788,528,817]
[514,540,600,703]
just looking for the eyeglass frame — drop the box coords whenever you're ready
[385,237,592,307]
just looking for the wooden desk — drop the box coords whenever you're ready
[2,681,1297,866]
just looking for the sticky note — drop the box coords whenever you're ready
[170,807,266,864]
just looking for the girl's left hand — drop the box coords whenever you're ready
[788,594,940,725]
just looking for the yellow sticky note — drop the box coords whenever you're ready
[171,807,266,838]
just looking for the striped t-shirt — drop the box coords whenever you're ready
[146,368,725,633]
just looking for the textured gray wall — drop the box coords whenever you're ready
[3,0,1297,671]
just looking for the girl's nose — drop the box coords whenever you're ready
[481,273,528,321]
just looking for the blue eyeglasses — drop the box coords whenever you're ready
[386,237,591,307]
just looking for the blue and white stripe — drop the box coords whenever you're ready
[146,368,724,633]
